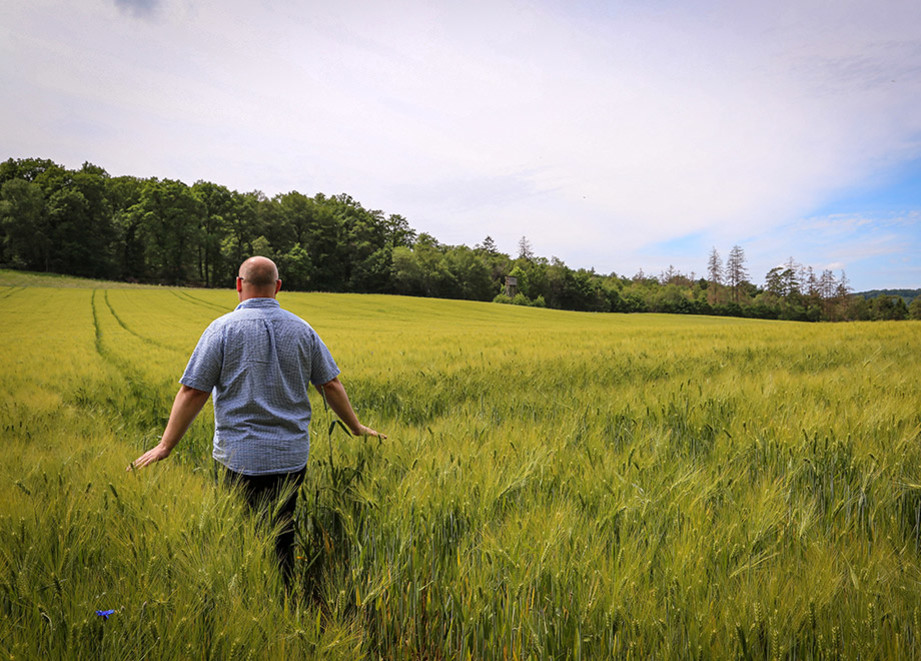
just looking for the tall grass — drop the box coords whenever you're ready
[2,275,920,658]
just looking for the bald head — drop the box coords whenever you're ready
[239,256,278,286]
[237,256,281,300]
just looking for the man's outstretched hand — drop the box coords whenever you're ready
[126,385,210,472]
[128,443,171,471]
[319,378,387,440]
[355,424,387,439]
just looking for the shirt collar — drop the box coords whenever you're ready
[235,297,281,311]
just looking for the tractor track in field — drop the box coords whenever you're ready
[91,289,105,359]
[170,289,229,313]
[102,290,183,353]
[0,286,25,300]
[90,289,165,429]
[90,288,142,378]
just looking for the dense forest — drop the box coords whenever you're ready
[1,157,918,321]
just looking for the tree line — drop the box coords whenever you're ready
[1,157,918,322]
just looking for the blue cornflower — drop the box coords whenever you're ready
[95,609,116,619]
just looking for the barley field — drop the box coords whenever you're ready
[2,271,920,659]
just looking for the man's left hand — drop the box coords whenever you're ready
[356,424,387,439]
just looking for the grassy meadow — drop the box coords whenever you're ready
[1,270,920,659]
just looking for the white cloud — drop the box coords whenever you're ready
[113,0,160,18]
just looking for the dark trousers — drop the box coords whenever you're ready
[221,465,306,583]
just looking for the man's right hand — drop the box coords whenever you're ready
[127,385,210,472]
[128,443,171,471]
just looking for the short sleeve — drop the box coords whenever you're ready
[180,323,224,392]
[309,333,341,386]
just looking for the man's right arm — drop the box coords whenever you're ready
[129,385,211,470]
[316,377,385,438]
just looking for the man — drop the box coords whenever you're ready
[130,256,383,580]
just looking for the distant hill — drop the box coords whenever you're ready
[855,288,920,304]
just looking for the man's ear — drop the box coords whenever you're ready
[275,279,282,295]
[236,277,243,293]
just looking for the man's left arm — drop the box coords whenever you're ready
[316,377,385,438]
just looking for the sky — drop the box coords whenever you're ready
[2,0,920,291]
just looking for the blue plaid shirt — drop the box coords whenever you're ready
[180,297,340,475]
